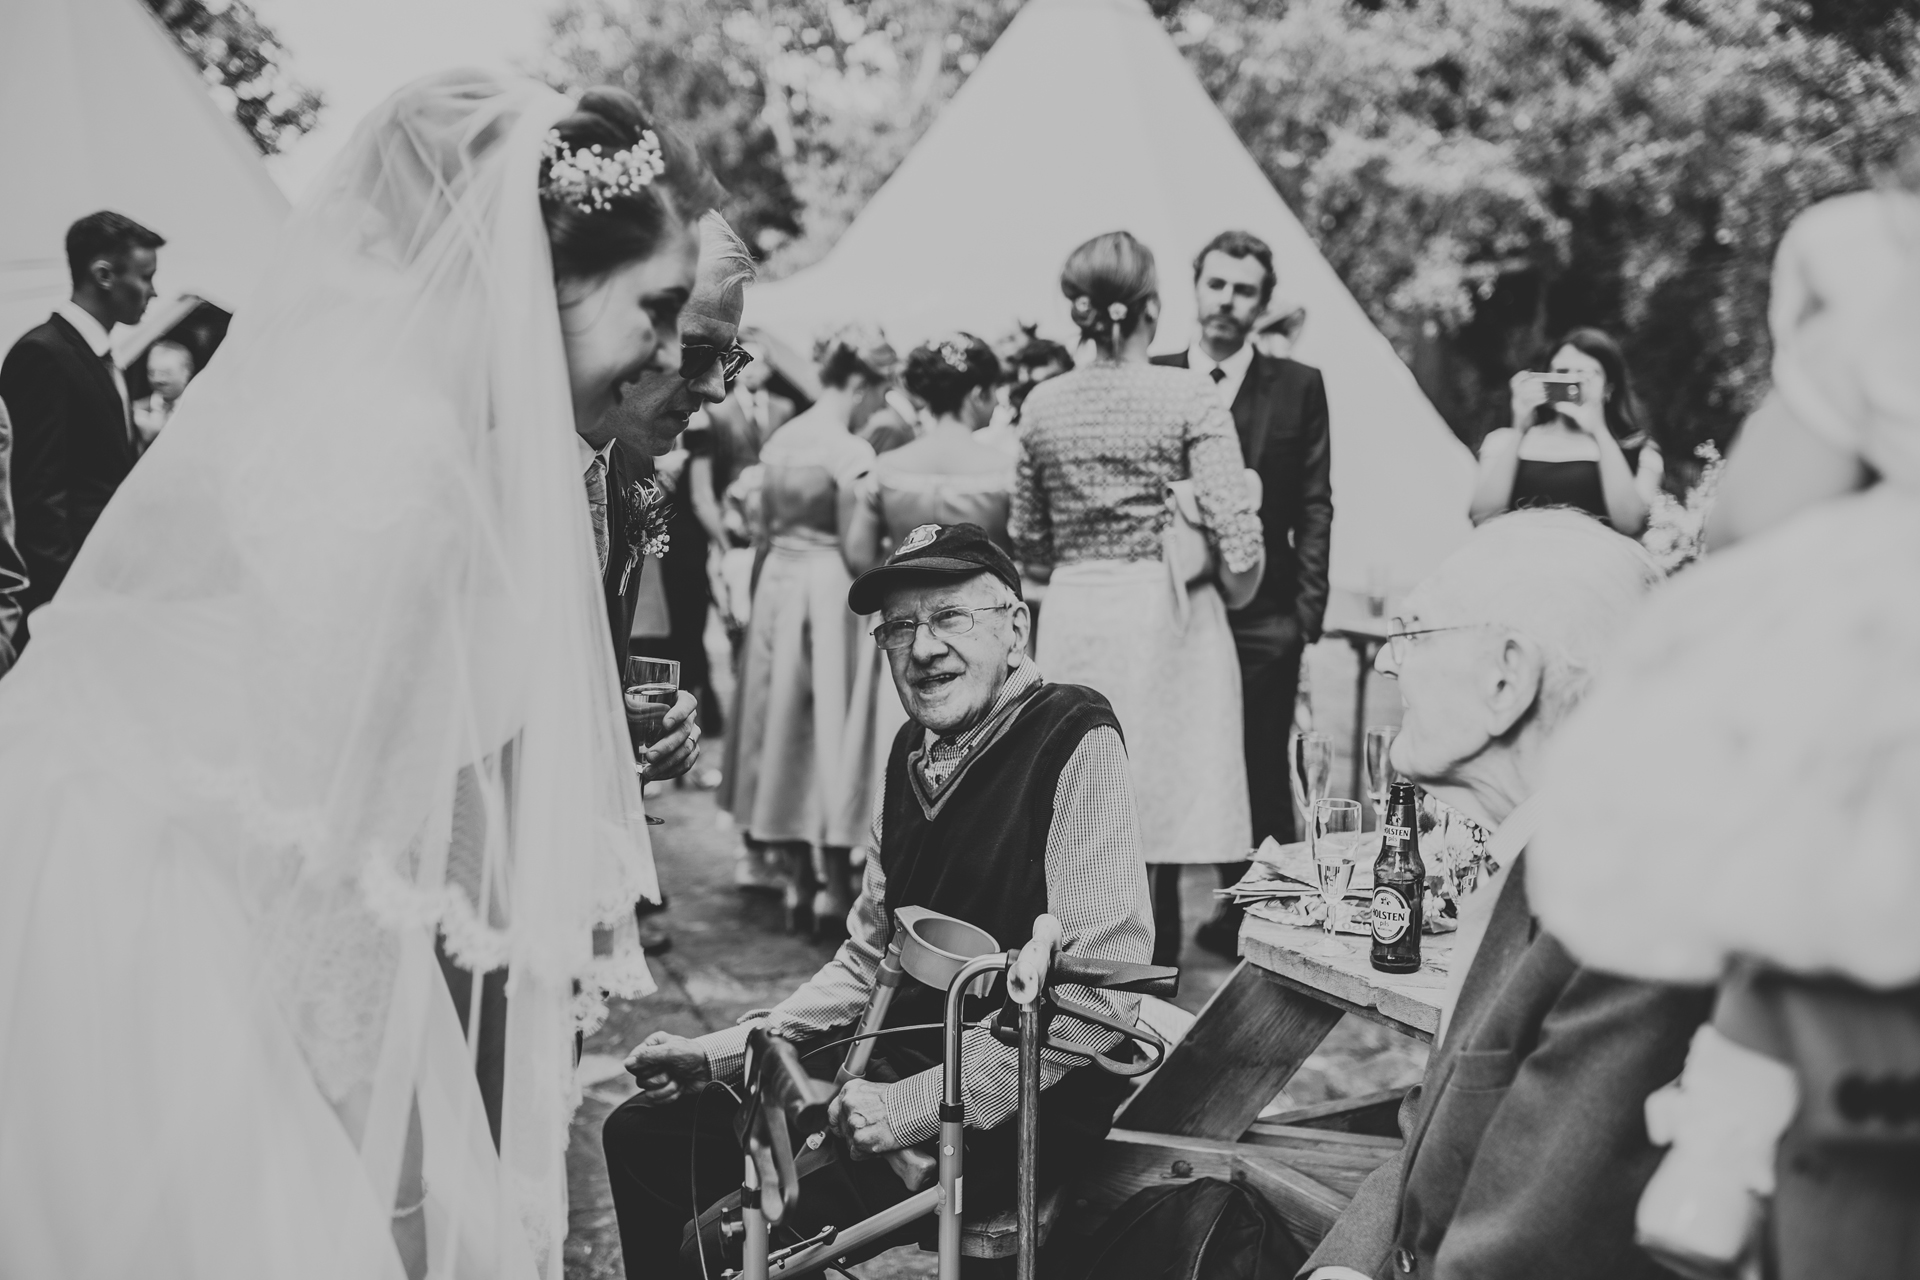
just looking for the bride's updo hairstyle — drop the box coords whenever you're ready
[540,87,724,283]
[904,333,1001,417]
[1061,230,1158,355]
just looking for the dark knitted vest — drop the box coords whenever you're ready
[875,681,1132,1148]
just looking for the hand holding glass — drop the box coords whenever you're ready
[625,656,679,823]
[1312,799,1363,937]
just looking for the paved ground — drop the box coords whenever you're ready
[563,638,1425,1280]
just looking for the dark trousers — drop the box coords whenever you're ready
[1238,635,1305,850]
[603,1085,1041,1279]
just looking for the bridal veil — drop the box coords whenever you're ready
[0,71,656,1277]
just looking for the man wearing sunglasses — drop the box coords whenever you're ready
[603,522,1155,1275]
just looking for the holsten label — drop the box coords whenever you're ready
[1371,888,1412,943]
[1383,823,1411,843]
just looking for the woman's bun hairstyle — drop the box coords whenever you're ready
[904,332,1001,418]
[1061,230,1157,353]
[814,323,898,390]
[541,87,725,282]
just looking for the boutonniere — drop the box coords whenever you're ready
[617,478,672,595]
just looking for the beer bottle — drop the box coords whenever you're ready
[1370,782,1425,974]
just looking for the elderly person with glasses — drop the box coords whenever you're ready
[1302,509,1712,1280]
[603,523,1152,1278]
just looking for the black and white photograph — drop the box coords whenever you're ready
[1,0,1917,1276]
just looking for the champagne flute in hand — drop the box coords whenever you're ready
[1289,730,1333,845]
[625,656,680,824]
[1312,799,1362,937]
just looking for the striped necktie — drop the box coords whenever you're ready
[585,452,610,575]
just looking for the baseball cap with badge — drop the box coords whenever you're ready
[847,522,1023,615]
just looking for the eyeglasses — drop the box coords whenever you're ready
[871,603,1014,652]
[680,340,754,391]
[1384,618,1495,665]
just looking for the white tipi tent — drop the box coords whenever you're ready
[748,0,1473,591]
[0,0,290,357]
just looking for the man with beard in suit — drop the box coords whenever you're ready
[1154,230,1333,958]
[0,211,163,655]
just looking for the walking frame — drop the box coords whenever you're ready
[709,909,1178,1280]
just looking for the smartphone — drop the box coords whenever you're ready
[1539,375,1584,405]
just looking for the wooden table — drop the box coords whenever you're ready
[1067,906,1448,1249]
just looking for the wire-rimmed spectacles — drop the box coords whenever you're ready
[871,603,1014,652]
[1384,618,1495,665]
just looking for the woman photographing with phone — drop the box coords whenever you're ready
[1468,327,1662,536]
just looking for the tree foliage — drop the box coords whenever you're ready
[543,0,1919,462]
[1177,0,1920,457]
[146,0,324,156]
[541,0,1020,272]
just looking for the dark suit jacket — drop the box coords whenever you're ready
[1154,350,1332,654]
[0,397,29,673]
[602,441,649,661]
[1303,852,1711,1280]
[0,313,135,648]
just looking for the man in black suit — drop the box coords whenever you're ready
[0,211,164,655]
[0,398,28,675]
[1155,230,1333,957]
[1302,511,1710,1280]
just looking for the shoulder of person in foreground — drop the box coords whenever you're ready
[1426,946,1713,1280]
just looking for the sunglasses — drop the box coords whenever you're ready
[680,341,754,390]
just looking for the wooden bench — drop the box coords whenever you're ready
[1061,916,1449,1249]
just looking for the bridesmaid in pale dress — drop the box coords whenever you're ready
[839,334,1014,896]
[721,325,890,932]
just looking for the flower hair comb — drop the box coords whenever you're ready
[541,129,667,213]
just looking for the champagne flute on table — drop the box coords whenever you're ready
[625,655,680,825]
[1289,730,1333,848]
[1364,725,1400,830]
[1311,798,1363,938]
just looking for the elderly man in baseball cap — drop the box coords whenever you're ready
[603,522,1154,1276]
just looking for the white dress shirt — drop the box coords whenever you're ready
[55,301,130,429]
[1186,339,1255,411]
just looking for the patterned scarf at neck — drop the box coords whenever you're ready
[908,663,1043,818]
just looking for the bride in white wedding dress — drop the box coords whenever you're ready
[0,71,720,1278]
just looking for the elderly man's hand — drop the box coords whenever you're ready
[623,1030,711,1106]
[639,691,700,781]
[828,1079,902,1157]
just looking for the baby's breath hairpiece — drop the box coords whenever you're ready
[933,335,974,373]
[541,128,667,213]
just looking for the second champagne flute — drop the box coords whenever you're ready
[1289,730,1333,841]
[1312,798,1363,937]
[1364,725,1400,829]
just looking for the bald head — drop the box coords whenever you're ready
[1381,509,1663,824]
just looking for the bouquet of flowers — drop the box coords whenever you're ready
[1642,442,1727,574]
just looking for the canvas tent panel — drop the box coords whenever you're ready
[747,0,1473,589]
[0,0,289,350]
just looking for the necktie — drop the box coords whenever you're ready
[1210,366,1227,384]
[103,352,132,444]
[585,453,610,575]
